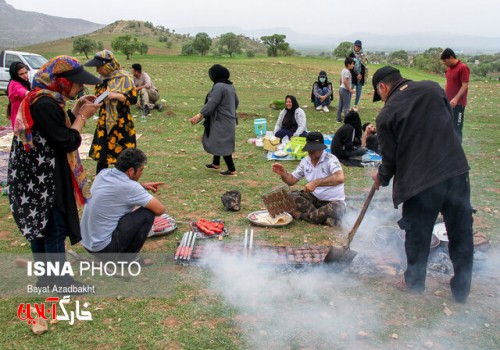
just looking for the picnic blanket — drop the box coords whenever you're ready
[266,134,333,161]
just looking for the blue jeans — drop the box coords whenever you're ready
[314,87,331,107]
[30,206,68,263]
[275,129,307,140]
[352,82,363,106]
[30,206,69,284]
[337,88,351,121]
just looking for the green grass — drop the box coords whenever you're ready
[0,54,498,349]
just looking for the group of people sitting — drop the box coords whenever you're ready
[272,96,379,166]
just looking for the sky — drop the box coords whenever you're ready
[5,0,500,38]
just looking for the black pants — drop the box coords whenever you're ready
[212,155,236,172]
[452,105,465,143]
[90,207,154,262]
[399,173,473,300]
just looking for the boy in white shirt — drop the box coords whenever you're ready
[337,57,355,122]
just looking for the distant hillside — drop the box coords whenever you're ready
[17,19,268,58]
[0,0,105,49]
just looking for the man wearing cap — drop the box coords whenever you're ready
[440,48,470,143]
[131,63,163,113]
[371,66,474,303]
[272,132,345,226]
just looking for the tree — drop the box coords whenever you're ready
[72,36,97,59]
[388,50,409,66]
[414,47,444,74]
[111,35,141,60]
[260,34,289,57]
[139,43,149,55]
[333,41,352,59]
[181,42,197,55]
[218,32,242,58]
[192,32,212,56]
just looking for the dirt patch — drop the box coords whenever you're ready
[0,231,11,239]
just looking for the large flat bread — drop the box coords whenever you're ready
[255,212,289,225]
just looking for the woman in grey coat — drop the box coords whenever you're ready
[190,64,239,176]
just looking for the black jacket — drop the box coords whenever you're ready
[331,124,361,160]
[376,79,469,207]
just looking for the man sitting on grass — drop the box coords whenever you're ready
[271,132,346,226]
[80,148,165,265]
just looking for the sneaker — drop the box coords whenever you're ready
[155,103,164,111]
[353,105,358,112]
[323,106,329,113]
[315,105,323,111]
[220,170,237,176]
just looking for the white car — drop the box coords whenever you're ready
[0,50,48,92]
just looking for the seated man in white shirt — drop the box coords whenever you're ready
[80,148,165,265]
[131,63,162,113]
[272,132,346,226]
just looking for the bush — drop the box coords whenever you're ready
[246,50,256,58]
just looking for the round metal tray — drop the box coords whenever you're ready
[247,210,293,227]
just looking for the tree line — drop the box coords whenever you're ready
[72,33,499,79]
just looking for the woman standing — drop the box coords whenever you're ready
[7,61,31,130]
[8,55,101,287]
[349,40,367,111]
[190,64,239,176]
[273,95,308,140]
[85,50,137,174]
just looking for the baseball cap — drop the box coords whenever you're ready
[372,66,401,102]
[302,132,327,152]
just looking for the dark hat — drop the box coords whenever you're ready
[54,64,102,85]
[372,66,401,102]
[302,132,327,152]
[354,40,362,47]
[84,52,113,67]
[319,70,327,77]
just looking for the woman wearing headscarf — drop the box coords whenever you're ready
[190,64,239,176]
[310,70,333,113]
[7,61,31,130]
[8,55,101,288]
[349,40,367,111]
[273,95,308,140]
[85,50,137,174]
[330,110,367,166]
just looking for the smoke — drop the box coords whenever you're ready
[198,244,391,349]
[193,184,499,349]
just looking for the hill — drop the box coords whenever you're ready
[0,0,105,49]
[17,19,268,57]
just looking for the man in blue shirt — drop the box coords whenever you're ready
[81,148,165,264]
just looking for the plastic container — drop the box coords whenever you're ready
[254,118,267,137]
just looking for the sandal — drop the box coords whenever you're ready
[220,170,237,176]
[205,164,220,170]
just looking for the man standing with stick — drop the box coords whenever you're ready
[371,66,474,303]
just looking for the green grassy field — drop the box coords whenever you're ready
[0,54,498,349]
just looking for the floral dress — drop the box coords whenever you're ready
[89,68,137,166]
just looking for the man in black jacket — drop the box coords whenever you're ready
[371,66,474,303]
